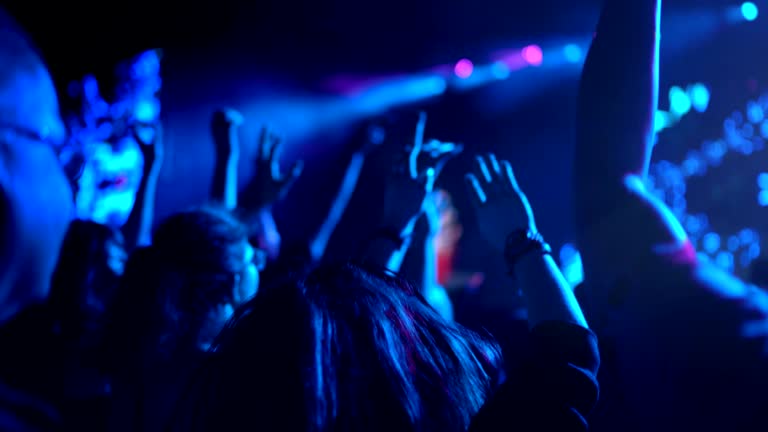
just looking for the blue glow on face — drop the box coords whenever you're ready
[76,140,143,227]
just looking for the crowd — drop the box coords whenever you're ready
[2,0,768,431]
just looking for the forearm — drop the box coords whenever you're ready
[575,0,660,204]
[516,253,587,329]
[122,167,160,250]
[363,237,412,273]
[310,152,365,261]
[422,233,454,320]
[210,155,238,210]
[246,207,281,259]
[359,218,417,273]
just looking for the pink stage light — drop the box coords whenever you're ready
[521,45,543,66]
[454,59,474,79]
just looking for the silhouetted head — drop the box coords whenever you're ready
[191,262,502,432]
[49,220,125,340]
[108,205,262,366]
[0,8,73,323]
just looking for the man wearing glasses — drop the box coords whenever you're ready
[0,8,76,431]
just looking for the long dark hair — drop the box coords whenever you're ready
[189,262,502,432]
[105,205,250,369]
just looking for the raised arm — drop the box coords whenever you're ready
[466,154,596,431]
[239,126,303,259]
[419,191,454,320]
[575,0,691,283]
[467,154,587,328]
[575,0,660,206]
[308,150,366,262]
[122,123,163,250]
[359,113,457,273]
[210,109,243,210]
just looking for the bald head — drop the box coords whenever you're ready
[0,8,73,322]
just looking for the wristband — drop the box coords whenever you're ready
[504,229,552,276]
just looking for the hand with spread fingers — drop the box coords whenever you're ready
[241,127,304,211]
[465,154,537,252]
[383,112,460,233]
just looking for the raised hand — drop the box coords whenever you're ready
[211,108,244,158]
[131,121,163,172]
[421,139,463,179]
[241,127,304,211]
[383,112,457,231]
[354,121,388,156]
[464,154,537,252]
[210,109,243,210]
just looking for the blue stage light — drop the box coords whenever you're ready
[742,2,759,21]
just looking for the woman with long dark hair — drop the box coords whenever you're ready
[178,262,503,432]
[173,149,598,431]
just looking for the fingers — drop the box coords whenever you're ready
[487,153,502,177]
[474,156,493,184]
[470,154,522,198]
[280,160,304,190]
[212,108,244,127]
[258,127,270,161]
[500,160,521,192]
[257,127,283,168]
[464,173,487,208]
[269,139,284,178]
[222,108,244,126]
[409,112,428,179]
[289,160,304,181]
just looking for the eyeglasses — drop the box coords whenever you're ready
[0,123,86,181]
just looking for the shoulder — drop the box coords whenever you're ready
[469,322,599,432]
